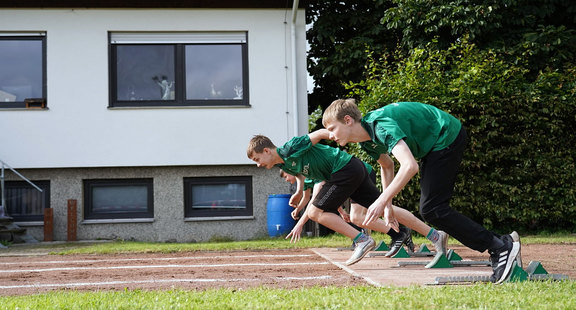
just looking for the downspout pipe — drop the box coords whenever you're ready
[291,0,300,136]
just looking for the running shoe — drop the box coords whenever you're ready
[501,231,522,269]
[345,236,376,265]
[384,227,412,257]
[489,236,520,284]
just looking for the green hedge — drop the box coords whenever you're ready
[345,41,576,233]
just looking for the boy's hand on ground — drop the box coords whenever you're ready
[286,225,303,243]
[384,205,399,232]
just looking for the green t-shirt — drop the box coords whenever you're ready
[303,178,315,191]
[303,160,373,191]
[276,135,352,182]
[360,102,462,160]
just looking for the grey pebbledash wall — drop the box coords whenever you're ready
[6,165,290,243]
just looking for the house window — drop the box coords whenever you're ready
[109,32,249,107]
[0,33,46,109]
[184,176,252,218]
[84,179,153,220]
[2,181,50,222]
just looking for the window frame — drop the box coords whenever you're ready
[184,176,253,218]
[83,178,154,220]
[2,180,50,222]
[0,33,47,109]
[108,32,250,108]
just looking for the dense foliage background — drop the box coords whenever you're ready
[306,0,576,233]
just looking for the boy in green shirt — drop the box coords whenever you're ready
[247,131,446,265]
[322,99,521,283]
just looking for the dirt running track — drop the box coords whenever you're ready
[0,243,574,296]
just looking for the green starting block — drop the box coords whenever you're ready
[446,249,462,261]
[433,260,570,285]
[418,244,432,253]
[373,240,390,251]
[392,246,411,258]
[399,250,490,268]
[525,260,548,275]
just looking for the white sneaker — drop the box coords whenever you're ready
[433,230,448,255]
[345,236,376,266]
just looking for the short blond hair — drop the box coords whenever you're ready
[322,98,362,127]
[247,135,276,158]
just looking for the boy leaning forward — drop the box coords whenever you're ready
[247,130,447,265]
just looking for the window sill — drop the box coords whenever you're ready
[82,218,154,224]
[14,221,44,227]
[0,107,49,111]
[185,216,255,222]
[108,105,250,110]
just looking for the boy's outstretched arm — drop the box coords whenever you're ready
[291,188,311,220]
[308,128,330,145]
[289,174,306,207]
[286,209,310,243]
[363,139,418,229]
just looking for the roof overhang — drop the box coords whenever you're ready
[0,0,307,9]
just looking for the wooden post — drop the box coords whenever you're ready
[43,208,53,241]
[67,199,77,241]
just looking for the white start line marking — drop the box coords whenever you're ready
[1,262,330,273]
[0,275,334,290]
[0,254,315,265]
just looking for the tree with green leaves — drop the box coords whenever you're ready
[306,0,576,113]
[306,0,400,114]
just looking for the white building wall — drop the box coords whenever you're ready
[0,8,308,169]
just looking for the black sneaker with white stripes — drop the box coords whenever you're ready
[489,236,520,284]
[384,227,412,257]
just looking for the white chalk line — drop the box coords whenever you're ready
[0,254,314,266]
[1,262,329,273]
[311,249,382,288]
[0,275,333,290]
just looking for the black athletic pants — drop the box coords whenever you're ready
[419,127,495,252]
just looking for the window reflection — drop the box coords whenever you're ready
[0,39,43,103]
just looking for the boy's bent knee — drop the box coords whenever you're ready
[307,206,323,222]
[349,215,365,227]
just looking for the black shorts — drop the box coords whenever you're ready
[312,157,380,212]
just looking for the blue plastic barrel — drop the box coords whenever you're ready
[266,194,296,237]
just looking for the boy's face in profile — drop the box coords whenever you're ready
[324,115,354,146]
[280,172,296,184]
[249,148,276,169]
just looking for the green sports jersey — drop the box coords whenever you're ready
[304,160,372,190]
[303,178,315,191]
[363,161,374,175]
[360,102,462,160]
[276,135,352,182]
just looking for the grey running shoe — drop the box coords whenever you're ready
[345,236,376,265]
[433,230,448,255]
[384,227,412,257]
[490,237,521,284]
[425,231,449,268]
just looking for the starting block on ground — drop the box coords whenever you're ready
[367,241,391,257]
[368,243,412,258]
[374,240,390,251]
[409,244,436,257]
[398,249,490,268]
[432,261,570,285]
[370,242,437,258]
